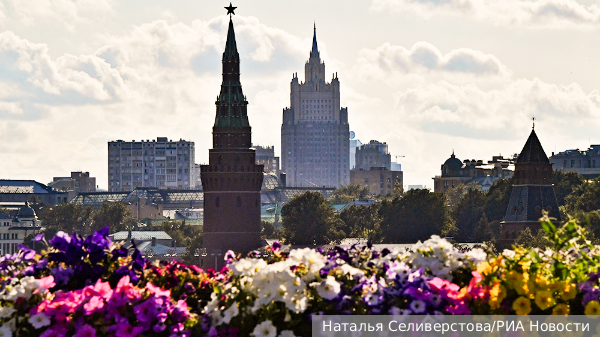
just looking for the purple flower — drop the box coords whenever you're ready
[51,266,74,286]
[133,300,158,323]
[49,231,71,251]
[183,282,195,293]
[170,323,191,337]
[272,241,281,251]
[33,233,45,241]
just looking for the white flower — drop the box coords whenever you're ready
[388,306,411,316]
[278,331,296,337]
[313,276,340,300]
[466,248,487,264]
[252,320,277,337]
[364,291,381,306]
[222,303,239,324]
[337,264,365,278]
[502,249,516,259]
[0,325,11,337]
[410,299,426,314]
[28,313,50,329]
[0,306,15,319]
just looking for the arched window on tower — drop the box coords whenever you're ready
[237,197,242,207]
[216,197,220,208]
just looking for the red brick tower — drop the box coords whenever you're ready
[201,8,263,269]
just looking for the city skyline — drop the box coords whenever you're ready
[1,0,600,189]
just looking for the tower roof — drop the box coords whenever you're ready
[516,129,549,164]
[223,18,239,60]
[310,23,319,59]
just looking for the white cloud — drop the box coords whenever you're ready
[370,0,600,29]
[4,0,113,29]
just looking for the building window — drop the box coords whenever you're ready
[237,197,242,207]
[216,197,220,208]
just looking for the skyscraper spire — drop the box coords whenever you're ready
[310,22,319,60]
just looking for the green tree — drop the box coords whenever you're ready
[553,171,585,207]
[565,177,600,213]
[339,204,382,242]
[281,191,344,245]
[452,189,486,242]
[378,189,446,243]
[38,203,95,237]
[514,227,550,249]
[91,201,135,235]
[330,184,370,204]
[444,182,480,208]
[483,177,513,222]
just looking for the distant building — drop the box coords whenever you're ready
[109,230,186,262]
[281,25,350,188]
[502,128,560,246]
[549,145,600,179]
[433,153,515,193]
[0,202,42,255]
[254,145,280,175]
[355,140,392,171]
[193,164,202,189]
[349,132,362,169]
[0,180,69,205]
[350,167,403,195]
[127,198,165,220]
[50,171,96,194]
[108,138,195,192]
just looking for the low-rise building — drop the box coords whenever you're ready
[0,202,42,255]
[109,230,186,262]
[433,153,515,193]
[50,171,97,194]
[255,145,280,175]
[0,180,70,205]
[350,167,403,195]
[549,145,600,179]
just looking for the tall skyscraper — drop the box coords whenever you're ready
[200,7,263,270]
[281,25,350,188]
[108,138,195,192]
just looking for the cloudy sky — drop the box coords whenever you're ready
[1,0,600,189]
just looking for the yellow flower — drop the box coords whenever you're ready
[478,261,492,276]
[514,280,530,296]
[513,296,532,315]
[535,290,556,310]
[561,282,577,301]
[585,300,600,316]
[552,303,569,315]
[489,283,506,309]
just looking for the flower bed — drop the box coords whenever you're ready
[1,216,600,337]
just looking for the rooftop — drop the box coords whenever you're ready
[109,231,172,241]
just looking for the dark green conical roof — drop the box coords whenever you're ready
[223,18,239,60]
[214,16,249,129]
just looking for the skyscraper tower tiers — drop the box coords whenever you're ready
[200,7,264,270]
[281,24,350,188]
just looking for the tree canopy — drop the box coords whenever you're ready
[378,189,446,243]
[330,184,370,204]
[281,191,344,245]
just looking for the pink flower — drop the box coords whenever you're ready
[74,324,97,337]
[429,277,460,293]
[171,300,190,322]
[92,280,114,300]
[169,323,191,337]
[145,283,170,298]
[36,276,56,293]
[83,296,105,316]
